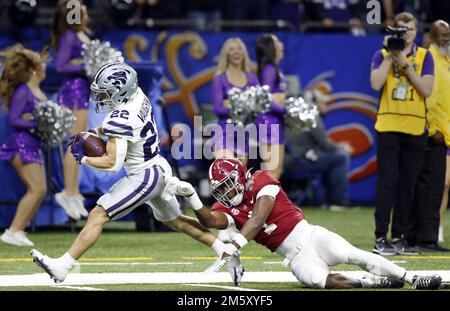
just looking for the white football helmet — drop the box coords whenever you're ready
[90,62,138,113]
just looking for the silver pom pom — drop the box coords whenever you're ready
[284,97,319,133]
[227,85,272,125]
[30,101,76,147]
[82,39,124,77]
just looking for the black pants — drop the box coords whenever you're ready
[406,139,446,244]
[375,131,427,239]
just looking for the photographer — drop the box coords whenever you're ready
[370,12,435,255]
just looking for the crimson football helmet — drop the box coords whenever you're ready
[208,158,251,207]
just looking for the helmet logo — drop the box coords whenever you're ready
[107,71,127,86]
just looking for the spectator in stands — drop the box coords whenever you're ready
[370,12,434,255]
[51,0,90,220]
[224,0,270,31]
[284,95,353,210]
[212,37,259,163]
[129,0,181,28]
[0,44,49,247]
[183,1,224,32]
[255,34,287,180]
[407,20,450,252]
[301,0,364,35]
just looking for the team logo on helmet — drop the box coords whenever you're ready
[107,71,128,86]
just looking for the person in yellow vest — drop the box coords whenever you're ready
[370,12,435,255]
[417,20,450,250]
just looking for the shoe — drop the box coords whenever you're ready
[227,252,245,286]
[1,229,32,246]
[412,275,442,290]
[391,239,420,255]
[13,230,34,246]
[362,274,404,288]
[73,194,89,218]
[415,242,450,252]
[438,225,444,243]
[372,238,397,256]
[30,249,71,283]
[55,191,81,220]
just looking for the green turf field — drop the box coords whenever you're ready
[0,207,449,291]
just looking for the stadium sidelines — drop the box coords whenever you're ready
[0,271,449,287]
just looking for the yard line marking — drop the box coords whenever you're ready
[52,285,105,291]
[0,257,154,263]
[183,284,264,291]
[1,255,448,263]
[78,262,193,266]
[182,256,262,260]
[0,270,448,287]
[391,261,407,264]
[264,262,283,265]
[396,256,450,259]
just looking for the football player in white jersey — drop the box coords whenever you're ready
[30,62,244,285]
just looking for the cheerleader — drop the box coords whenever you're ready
[51,0,90,219]
[255,34,286,179]
[212,37,258,163]
[0,45,49,246]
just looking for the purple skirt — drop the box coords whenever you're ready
[214,120,249,156]
[57,76,89,110]
[0,131,44,164]
[256,113,285,145]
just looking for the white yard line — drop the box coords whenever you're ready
[184,284,264,291]
[0,270,449,287]
[52,285,106,291]
[78,262,193,266]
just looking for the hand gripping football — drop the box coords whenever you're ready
[77,132,106,157]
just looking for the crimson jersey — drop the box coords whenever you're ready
[212,170,305,252]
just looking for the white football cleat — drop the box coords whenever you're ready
[13,231,34,246]
[55,191,81,220]
[227,252,245,286]
[30,249,71,283]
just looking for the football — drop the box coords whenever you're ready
[77,132,107,157]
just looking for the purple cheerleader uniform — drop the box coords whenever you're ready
[212,71,259,155]
[256,64,287,145]
[0,84,44,164]
[56,30,89,110]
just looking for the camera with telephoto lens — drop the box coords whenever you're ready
[386,26,408,51]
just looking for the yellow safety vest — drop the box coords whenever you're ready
[375,47,429,135]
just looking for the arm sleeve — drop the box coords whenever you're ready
[212,75,230,118]
[261,65,287,114]
[421,51,435,76]
[371,50,384,71]
[9,87,38,129]
[56,31,84,74]
[256,184,280,200]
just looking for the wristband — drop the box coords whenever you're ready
[187,192,203,210]
[232,233,248,249]
[80,157,87,164]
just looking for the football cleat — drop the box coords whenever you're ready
[412,275,442,290]
[227,253,245,286]
[30,249,70,283]
[362,274,404,289]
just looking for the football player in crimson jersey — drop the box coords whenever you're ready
[164,158,443,290]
